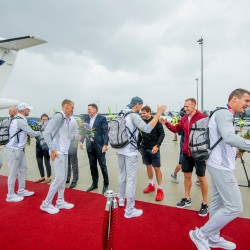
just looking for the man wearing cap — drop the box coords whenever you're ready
[4,102,41,202]
[116,96,166,218]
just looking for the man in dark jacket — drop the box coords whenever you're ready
[160,98,209,216]
[139,106,165,201]
[82,103,109,194]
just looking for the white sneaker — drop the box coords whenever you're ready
[124,208,143,219]
[56,201,74,209]
[171,173,179,183]
[208,236,236,249]
[17,189,34,197]
[118,198,125,207]
[195,179,200,186]
[189,228,210,250]
[40,201,59,214]
[6,194,24,202]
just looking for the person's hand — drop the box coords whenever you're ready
[79,143,84,150]
[157,105,167,114]
[102,145,108,153]
[159,117,167,124]
[236,150,243,158]
[50,150,58,161]
[152,146,159,154]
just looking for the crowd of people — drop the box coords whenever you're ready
[1,88,250,250]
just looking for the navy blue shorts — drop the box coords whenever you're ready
[141,147,161,167]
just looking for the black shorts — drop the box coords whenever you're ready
[141,147,161,167]
[182,154,206,177]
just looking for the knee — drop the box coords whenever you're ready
[184,173,192,180]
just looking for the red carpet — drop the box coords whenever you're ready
[0,175,249,250]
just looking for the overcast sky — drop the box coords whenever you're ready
[1,0,250,117]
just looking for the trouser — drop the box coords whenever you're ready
[67,151,79,182]
[117,154,138,213]
[44,154,68,204]
[4,148,27,195]
[200,165,243,237]
[36,148,51,178]
[87,147,109,186]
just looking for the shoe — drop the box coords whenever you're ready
[171,173,179,183]
[118,198,125,207]
[143,183,155,193]
[199,203,209,217]
[56,200,74,209]
[66,180,70,184]
[102,185,108,194]
[45,177,51,183]
[35,177,45,183]
[86,185,98,192]
[6,194,24,202]
[17,189,34,197]
[208,235,236,249]
[155,188,164,201]
[69,182,77,188]
[196,179,200,186]
[189,228,210,250]
[124,208,143,219]
[40,201,59,214]
[176,198,191,208]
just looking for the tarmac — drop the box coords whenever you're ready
[0,128,250,218]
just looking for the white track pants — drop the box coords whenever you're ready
[44,154,68,204]
[4,148,27,195]
[117,154,138,213]
[200,165,243,237]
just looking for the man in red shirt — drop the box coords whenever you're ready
[160,98,209,216]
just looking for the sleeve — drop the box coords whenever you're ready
[215,110,250,151]
[43,113,63,151]
[165,120,183,133]
[156,122,165,146]
[129,113,154,134]
[102,116,109,145]
[17,119,41,138]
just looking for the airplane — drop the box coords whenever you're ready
[0,36,47,110]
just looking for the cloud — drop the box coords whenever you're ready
[1,0,250,117]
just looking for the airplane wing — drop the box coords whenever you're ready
[0,36,47,51]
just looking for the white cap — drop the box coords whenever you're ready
[17,102,33,111]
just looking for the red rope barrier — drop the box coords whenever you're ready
[105,207,118,250]
[102,209,110,249]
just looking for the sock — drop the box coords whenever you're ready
[149,179,154,185]
[158,185,163,189]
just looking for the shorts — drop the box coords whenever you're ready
[182,154,206,177]
[141,147,161,167]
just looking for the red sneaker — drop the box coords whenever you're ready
[155,188,164,201]
[143,183,155,193]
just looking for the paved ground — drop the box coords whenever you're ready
[1,128,250,218]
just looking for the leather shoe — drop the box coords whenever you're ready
[102,186,108,194]
[69,182,77,189]
[86,185,98,192]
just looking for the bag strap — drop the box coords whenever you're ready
[209,107,230,150]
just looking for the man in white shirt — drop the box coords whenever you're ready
[40,99,78,214]
[189,88,250,250]
[4,102,41,202]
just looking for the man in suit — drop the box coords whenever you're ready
[83,103,109,194]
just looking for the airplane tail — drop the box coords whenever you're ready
[0,36,47,96]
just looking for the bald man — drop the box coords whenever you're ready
[9,106,17,118]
